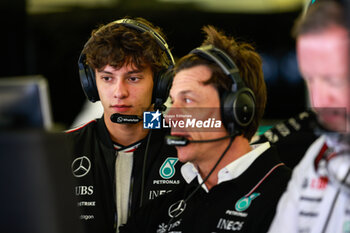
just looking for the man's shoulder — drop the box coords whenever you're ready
[63,119,101,147]
[248,146,292,189]
[290,135,325,181]
[65,119,98,136]
[252,110,318,169]
[303,135,325,162]
[259,144,290,169]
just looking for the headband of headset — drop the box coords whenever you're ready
[190,45,244,92]
[114,19,175,66]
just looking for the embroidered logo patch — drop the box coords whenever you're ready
[235,192,260,212]
[159,157,178,179]
[71,156,91,178]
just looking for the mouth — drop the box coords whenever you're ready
[316,109,348,132]
[110,104,132,113]
[317,109,346,121]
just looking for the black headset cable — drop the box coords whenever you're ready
[165,133,236,232]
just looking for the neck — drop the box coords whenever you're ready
[104,114,149,146]
[197,135,251,191]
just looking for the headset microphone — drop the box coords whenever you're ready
[165,135,234,147]
[110,113,142,124]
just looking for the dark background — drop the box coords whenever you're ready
[0,0,307,129]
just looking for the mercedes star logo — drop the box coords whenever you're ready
[71,156,91,178]
[168,200,186,218]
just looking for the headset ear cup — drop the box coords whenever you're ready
[152,68,173,110]
[234,88,255,127]
[85,66,99,102]
[78,54,100,103]
[222,88,255,133]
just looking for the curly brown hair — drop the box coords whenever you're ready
[174,26,266,140]
[82,17,172,76]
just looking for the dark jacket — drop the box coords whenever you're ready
[120,146,291,233]
[253,110,318,169]
[65,118,184,233]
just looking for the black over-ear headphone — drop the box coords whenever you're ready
[190,45,256,134]
[78,18,175,110]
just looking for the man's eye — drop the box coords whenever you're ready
[184,98,193,104]
[326,77,344,87]
[102,76,112,81]
[128,77,140,82]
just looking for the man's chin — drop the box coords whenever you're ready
[175,147,192,163]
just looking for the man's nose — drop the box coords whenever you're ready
[310,82,331,108]
[114,80,128,99]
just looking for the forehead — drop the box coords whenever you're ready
[171,65,213,94]
[99,62,151,73]
[297,26,349,77]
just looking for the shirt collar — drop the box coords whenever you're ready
[180,141,271,192]
[114,142,142,153]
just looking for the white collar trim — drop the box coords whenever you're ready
[180,141,271,192]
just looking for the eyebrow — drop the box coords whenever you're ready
[97,70,113,75]
[127,70,142,75]
[179,90,193,95]
[97,69,142,75]
[170,90,196,99]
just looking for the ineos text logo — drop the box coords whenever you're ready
[168,200,186,218]
[72,156,91,178]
